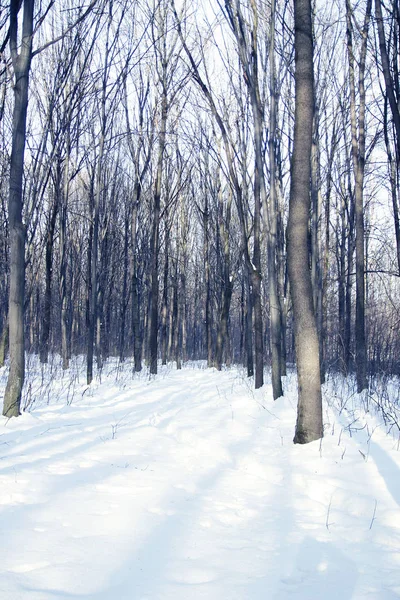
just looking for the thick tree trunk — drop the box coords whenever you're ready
[288,0,323,444]
[3,0,34,417]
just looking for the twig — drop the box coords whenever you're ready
[369,499,377,530]
[326,496,333,531]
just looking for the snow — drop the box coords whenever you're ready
[1,358,400,599]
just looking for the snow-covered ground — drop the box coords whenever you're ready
[1,357,400,599]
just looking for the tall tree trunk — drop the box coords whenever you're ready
[172,261,182,369]
[60,138,70,370]
[131,189,142,372]
[40,181,59,364]
[268,0,284,398]
[338,191,347,372]
[346,0,371,393]
[215,279,233,370]
[322,117,337,377]
[245,271,254,377]
[203,200,213,367]
[148,87,167,375]
[161,212,170,365]
[311,112,324,381]
[87,155,100,385]
[277,207,287,376]
[224,0,265,389]
[180,270,187,363]
[288,0,323,444]
[119,211,129,362]
[3,0,34,417]
[87,4,114,384]
[215,186,232,370]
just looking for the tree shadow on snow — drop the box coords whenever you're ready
[273,536,358,600]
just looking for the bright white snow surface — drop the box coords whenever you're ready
[1,358,400,599]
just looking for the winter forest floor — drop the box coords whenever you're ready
[1,358,400,599]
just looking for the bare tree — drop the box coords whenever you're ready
[345,0,372,393]
[2,0,34,417]
[287,0,323,444]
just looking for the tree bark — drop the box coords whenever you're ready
[3,0,34,417]
[0,317,9,368]
[131,187,142,372]
[161,210,170,365]
[268,0,284,398]
[148,86,167,375]
[40,176,59,364]
[288,0,323,444]
[346,0,371,393]
[119,211,130,362]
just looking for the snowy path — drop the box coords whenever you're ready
[1,362,400,599]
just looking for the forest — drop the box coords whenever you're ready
[0,0,399,441]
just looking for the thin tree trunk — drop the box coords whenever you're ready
[131,189,142,372]
[173,261,182,370]
[346,0,371,393]
[87,154,100,385]
[203,201,213,367]
[148,88,167,375]
[311,113,324,381]
[215,187,232,370]
[322,117,337,377]
[268,0,283,398]
[245,271,254,377]
[87,4,114,384]
[345,193,355,373]
[119,211,129,362]
[338,191,347,372]
[40,188,58,364]
[161,213,170,365]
